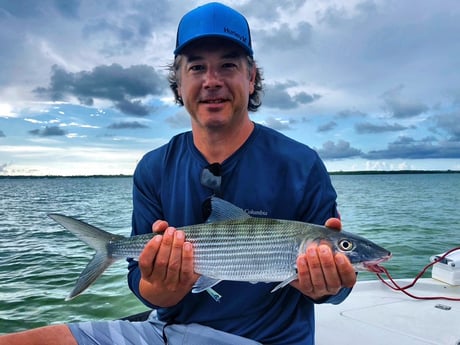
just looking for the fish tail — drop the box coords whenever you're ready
[48,214,124,300]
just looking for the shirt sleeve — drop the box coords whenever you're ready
[311,284,354,305]
[299,154,354,305]
[298,153,339,224]
[127,153,164,309]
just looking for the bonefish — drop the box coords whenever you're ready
[49,197,391,300]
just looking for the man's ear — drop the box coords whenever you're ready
[177,78,183,99]
[249,64,257,95]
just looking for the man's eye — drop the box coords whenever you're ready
[190,65,204,71]
[222,63,237,69]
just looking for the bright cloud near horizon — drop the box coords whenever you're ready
[1,0,459,176]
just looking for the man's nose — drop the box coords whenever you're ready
[203,68,223,88]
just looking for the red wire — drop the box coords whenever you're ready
[375,247,460,301]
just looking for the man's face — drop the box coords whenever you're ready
[177,38,255,131]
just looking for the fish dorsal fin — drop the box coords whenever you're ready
[207,197,251,223]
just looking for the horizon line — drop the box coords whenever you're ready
[1,169,459,179]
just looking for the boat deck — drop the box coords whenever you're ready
[315,278,460,345]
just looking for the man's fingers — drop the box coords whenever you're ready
[325,217,342,231]
[164,230,186,288]
[294,254,313,293]
[138,234,162,277]
[335,253,357,288]
[306,246,327,292]
[181,242,198,287]
[318,245,341,294]
[151,227,175,280]
[152,220,169,233]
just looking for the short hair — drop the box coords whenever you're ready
[167,55,263,112]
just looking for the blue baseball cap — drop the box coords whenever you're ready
[174,2,253,57]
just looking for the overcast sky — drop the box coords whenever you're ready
[1,0,459,176]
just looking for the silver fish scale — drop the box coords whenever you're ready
[183,218,308,281]
[108,233,156,258]
[108,218,311,282]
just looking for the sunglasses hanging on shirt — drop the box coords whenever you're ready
[200,162,222,221]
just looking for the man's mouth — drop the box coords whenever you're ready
[201,98,226,104]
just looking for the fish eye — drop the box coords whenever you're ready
[338,239,354,252]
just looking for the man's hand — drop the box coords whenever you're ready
[290,218,357,301]
[138,220,199,307]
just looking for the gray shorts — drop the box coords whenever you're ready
[68,311,261,345]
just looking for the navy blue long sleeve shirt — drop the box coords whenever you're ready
[127,123,351,344]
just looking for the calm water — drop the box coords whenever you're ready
[1,174,459,334]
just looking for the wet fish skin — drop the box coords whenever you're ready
[48,197,391,300]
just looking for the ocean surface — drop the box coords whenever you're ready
[1,173,459,334]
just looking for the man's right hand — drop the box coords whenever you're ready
[138,220,199,307]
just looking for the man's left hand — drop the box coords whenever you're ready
[290,218,357,300]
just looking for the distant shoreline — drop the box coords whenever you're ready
[0,170,459,179]
[329,170,460,175]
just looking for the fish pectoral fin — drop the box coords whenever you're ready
[270,274,298,293]
[192,277,223,302]
[192,276,222,293]
[205,288,222,302]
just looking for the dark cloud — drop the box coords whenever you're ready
[317,0,379,27]
[364,136,460,159]
[29,126,66,137]
[318,121,337,132]
[336,109,367,119]
[318,134,460,160]
[355,121,410,134]
[0,130,5,137]
[0,0,79,18]
[262,83,297,109]
[115,100,150,117]
[316,140,362,159]
[431,111,460,140]
[0,12,29,85]
[240,0,305,22]
[34,63,166,116]
[381,85,429,118]
[288,116,309,125]
[257,22,313,51]
[263,81,321,109]
[0,0,46,18]
[81,1,172,56]
[0,163,8,172]
[53,0,80,19]
[242,0,312,53]
[108,121,149,129]
[294,92,321,104]
[83,19,152,56]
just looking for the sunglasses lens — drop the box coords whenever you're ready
[200,163,222,194]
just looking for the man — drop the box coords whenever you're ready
[0,2,356,344]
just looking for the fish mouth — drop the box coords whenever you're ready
[362,254,392,273]
[353,254,391,273]
[364,263,386,273]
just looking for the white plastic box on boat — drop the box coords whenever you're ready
[431,250,460,286]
